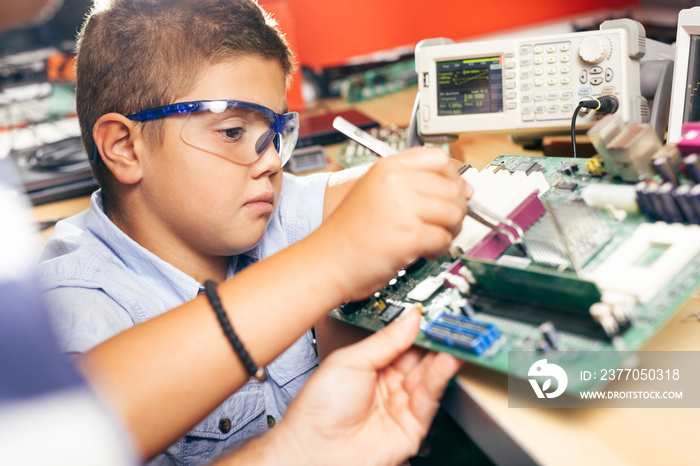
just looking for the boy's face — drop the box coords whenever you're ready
[138,56,288,258]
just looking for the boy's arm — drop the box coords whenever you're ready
[214,308,463,466]
[80,148,470,461]
[322,163,372,220]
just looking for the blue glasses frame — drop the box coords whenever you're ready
[121,100,298,164]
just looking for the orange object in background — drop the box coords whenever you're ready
[261,0,639,70]
[46,52,76,82]
[261,1,305,112]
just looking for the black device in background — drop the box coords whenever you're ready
[296,109,380,148]
[9,136,98,205]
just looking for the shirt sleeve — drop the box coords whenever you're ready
[277,171,331,245]
[43,286,136,354]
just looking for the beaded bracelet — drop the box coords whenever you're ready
[203,280,266,381]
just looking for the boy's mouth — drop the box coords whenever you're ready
[244,192,275,214]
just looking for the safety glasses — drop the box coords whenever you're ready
[125,100,299,166]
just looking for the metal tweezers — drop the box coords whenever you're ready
[457,163,525,247]
[331,117,528,251]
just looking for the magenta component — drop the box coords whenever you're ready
[465,191,546,260]
[676,122,700,156]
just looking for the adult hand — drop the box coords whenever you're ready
[267,308,464,466]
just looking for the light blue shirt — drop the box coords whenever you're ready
[38,172,331,466]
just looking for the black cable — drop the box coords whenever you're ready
[571,101,586,159]
[570,96,619,158]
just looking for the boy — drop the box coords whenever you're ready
[38,0,471,464]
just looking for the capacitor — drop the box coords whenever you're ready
[652,155,679,185]
[643,183,669,222]
[682,154,700,183]
[672,184,700,224]
[634,181,656,219]
[538,321,560,351]
[658,182,684,223]
[690,184,700,220]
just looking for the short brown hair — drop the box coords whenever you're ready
[75,0,294,209]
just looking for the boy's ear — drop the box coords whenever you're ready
[93,113,143,185]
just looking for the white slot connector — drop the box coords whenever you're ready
[585,223,700,303]
[450,168,550,257]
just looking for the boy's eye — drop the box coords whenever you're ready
[222,127,245,141]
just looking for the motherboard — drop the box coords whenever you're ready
[329,147,700,392]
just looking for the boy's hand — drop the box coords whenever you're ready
[263,307,464,466]
[323,147,472,302]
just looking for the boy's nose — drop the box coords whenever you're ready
[251,140,282,175]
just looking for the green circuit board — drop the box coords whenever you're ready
[329,155,700,391]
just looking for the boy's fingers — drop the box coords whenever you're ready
[384,147,458,177]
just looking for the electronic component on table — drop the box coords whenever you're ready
[523,200,612,270]
[683,154,700,183]
[588,114,661,182]
[651,149,681,186]
[328,155,700,396]
[450,166,550,259]
[414,19,648,141]
[287,145,327,173]
[423,312,500,355]
[634,180,700,224]
[558,163,579,177]
[580,183,638,212]
[538,321,560,351]
[378,303,405,325]
[337,125,407,169]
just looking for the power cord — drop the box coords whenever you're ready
[570,95,619,158]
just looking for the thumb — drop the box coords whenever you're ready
[333,307,421,371]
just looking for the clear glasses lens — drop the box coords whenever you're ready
[180,104,298,166]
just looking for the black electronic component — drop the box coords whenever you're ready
[339,297,372,316]
[635,182,656,220]
[658,182,684,223]
[515,161,542,175]
[690,185,700,219]
[683,154,700,183]
[672,185,700,224]
[653,155,679,185]
[405,257,427,274]
[556,181,578,192]
[538,321,560,351]
[645,184,670,222]
[537,339,552,353]
[378,303,404,324]
[559,163,579,177]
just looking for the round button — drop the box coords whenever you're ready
[578,36,609,64]
[219,418,232,434]
[267,415,276,428]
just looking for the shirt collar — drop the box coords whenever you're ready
[84,191,202,303]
